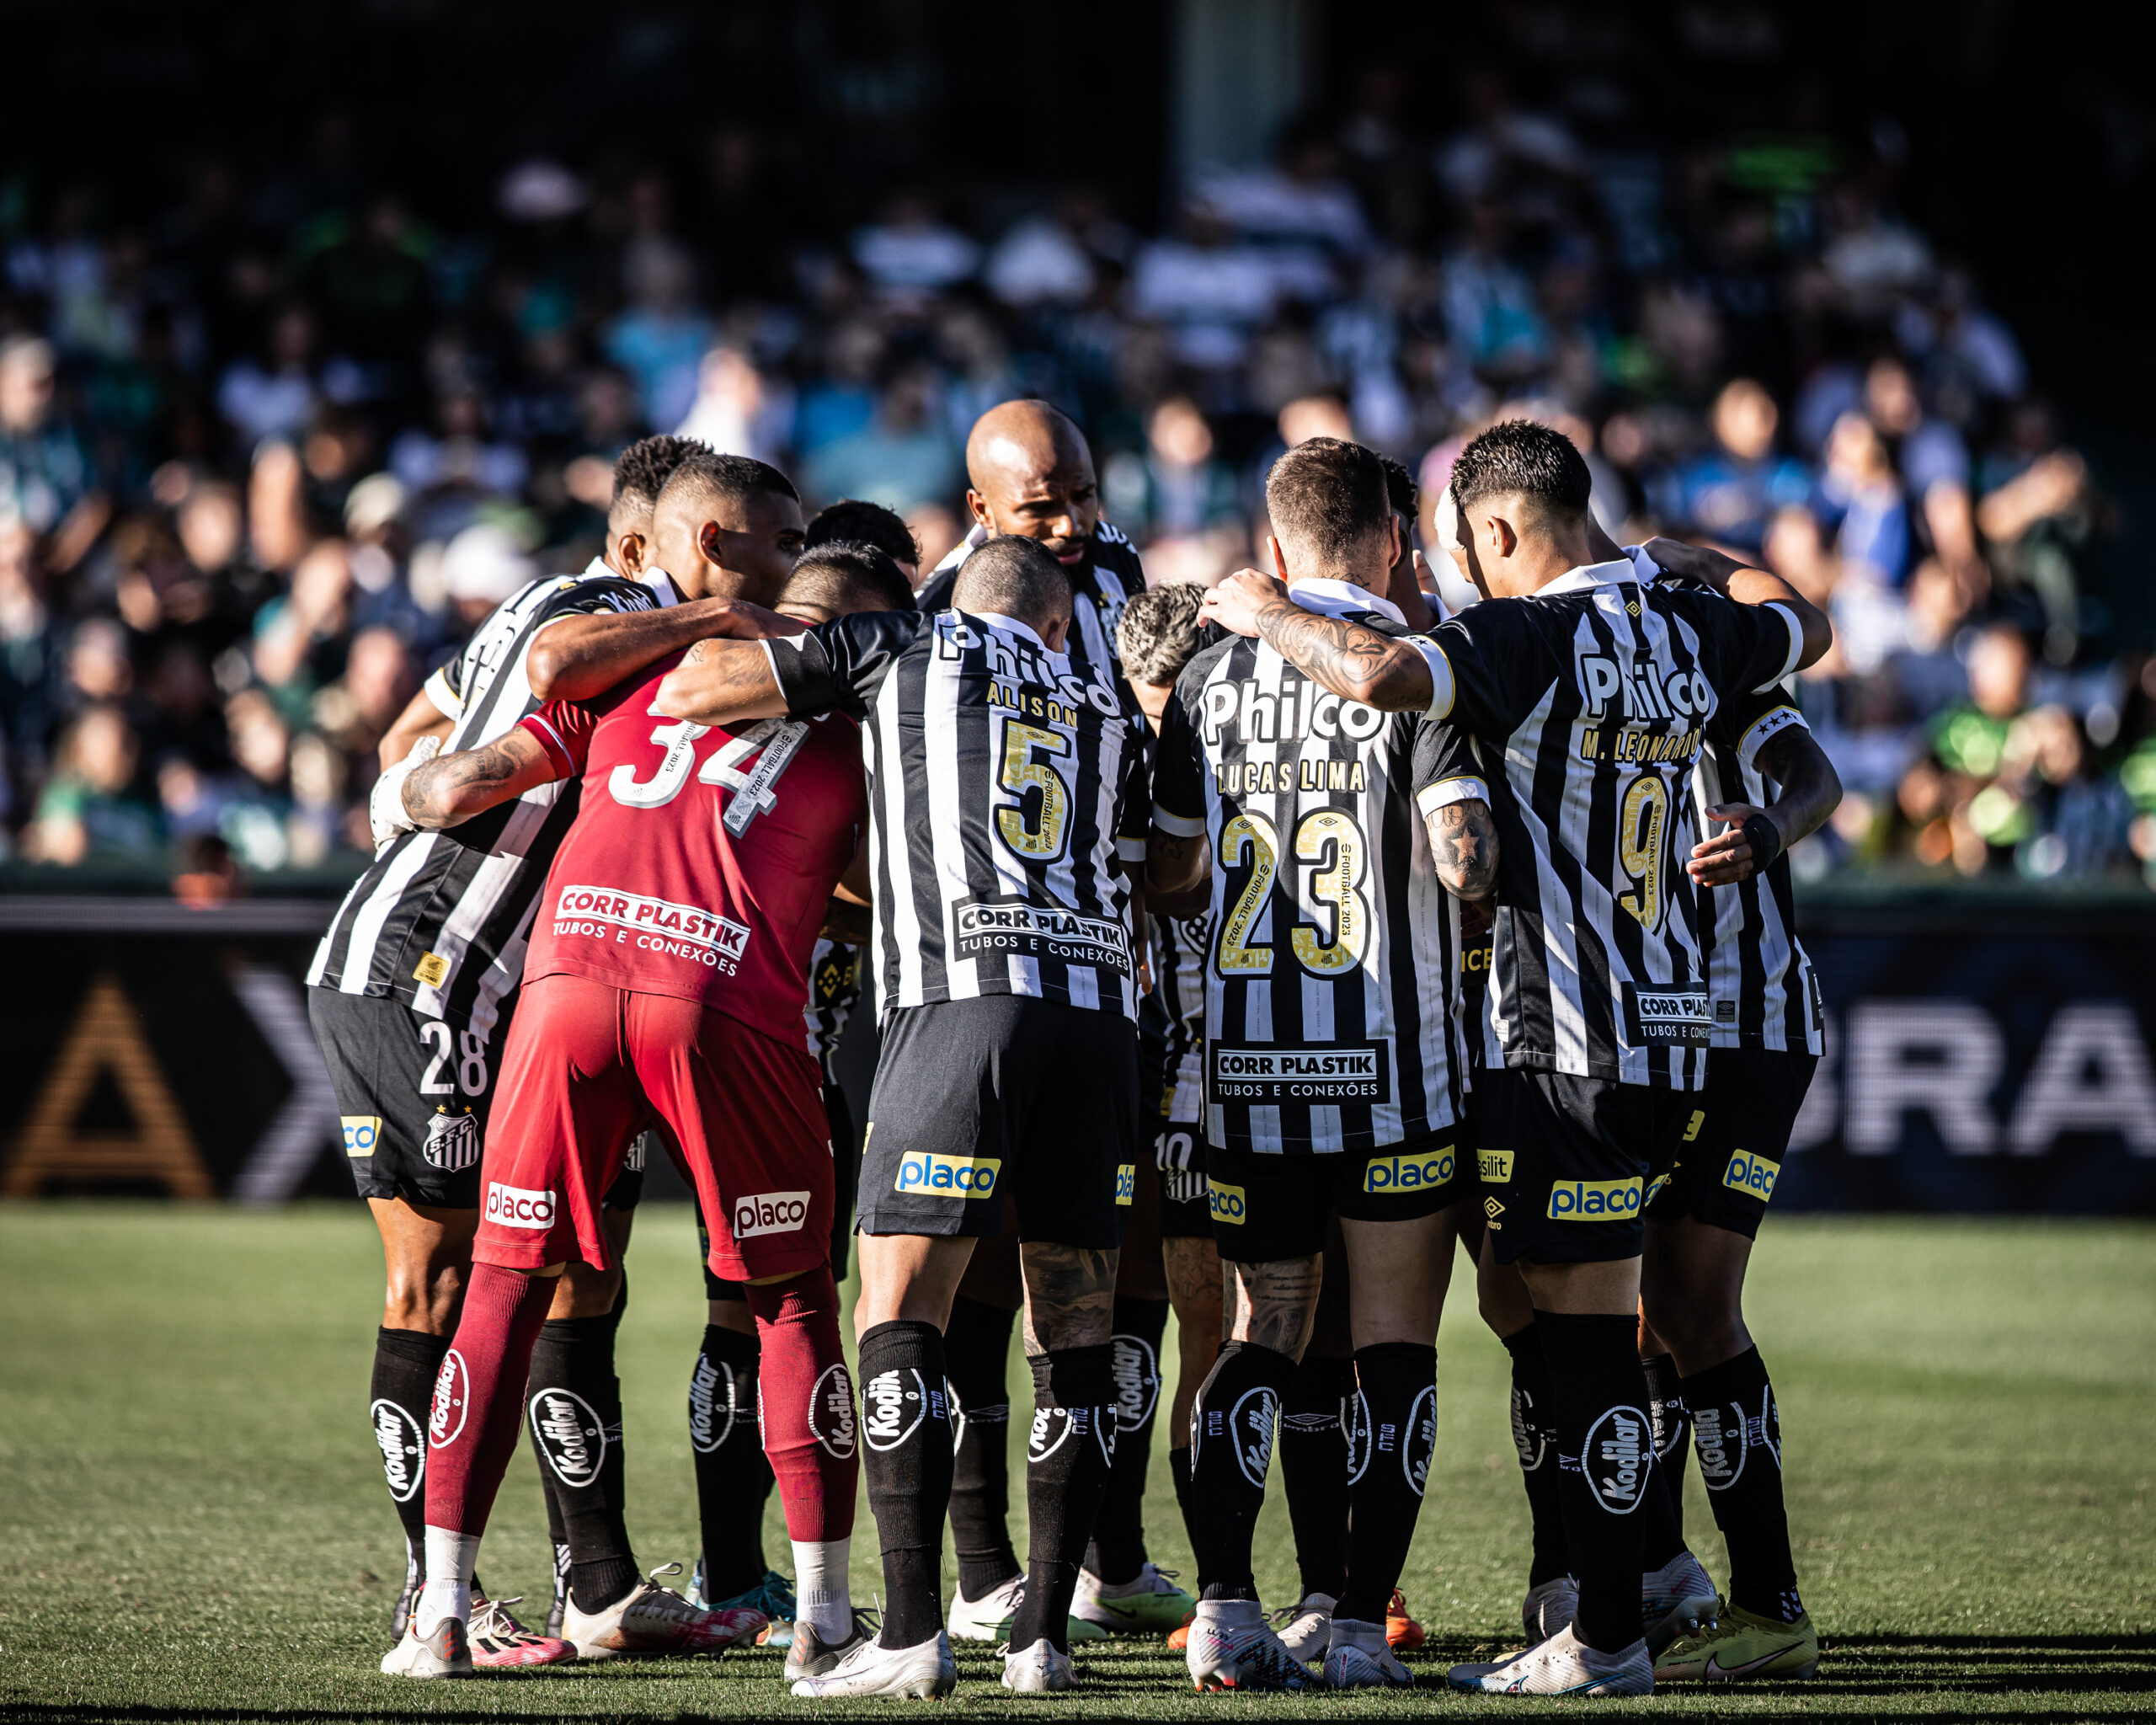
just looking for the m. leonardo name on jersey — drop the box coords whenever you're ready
[953,894,1133,975]
[552,883,751,969]
[1209,1040,1393,1103]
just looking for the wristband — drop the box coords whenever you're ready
[1740,813,1784,873]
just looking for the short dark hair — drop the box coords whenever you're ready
[806,499,918,568]
[781,542,917,617]
[1379,452,1418,521]
[1449,419,1593,524]
[950,535,1073,636]
[1116,584,1209,688]
[1265,437,1390,560]
[611,435,707,523]
[656,448,800,518]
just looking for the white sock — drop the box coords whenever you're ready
[791,1536,852,1642]
[1196,1595,1262,1626]
[413,1527,479,1636]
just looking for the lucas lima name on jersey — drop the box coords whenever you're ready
[1151,577,1468,1156]
[517,649,867,1049]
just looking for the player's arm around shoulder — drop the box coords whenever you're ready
[528,591,770,702]
[1640,535,1833,674]
[649,601,803,725]
[1689,720,1842,887]
[1200,567,1444,714]
[400,725,562,830]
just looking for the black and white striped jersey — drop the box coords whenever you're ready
[1150,579,1474,1156]
[1151,907,1212,1124]
[803,937,862,1081]
[918,520,1143,683]
[307,560,672,1032]
[1694,686,1823,1054]
[1411,559,1806,1088]
[764,606,1151,1021]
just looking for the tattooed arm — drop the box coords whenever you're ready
[1145,825,1209,899]
[652,634,792,726]
[1426,797,1498,901]
[527,596,776,702]
[1201,569,1437,712]
[1689,723,1841,886]
[1020,1242,1121,1352]
[399,727,561,829]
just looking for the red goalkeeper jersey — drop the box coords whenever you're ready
[518,653,867,1045]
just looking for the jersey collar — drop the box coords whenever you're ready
[580,553,682,607]
[1539,557,1636,596]
[1287,575,1404,624]
[966,609,1059,653]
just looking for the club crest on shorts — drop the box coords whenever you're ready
[1582,1403,1650,1514]
[1110,1334,1160,1432]
[1402,1384,1437,1498]
[808,1362,858,1458]
[1228,1386,1278,1487]
[688,1355,739,1454]
[429,1350,469,1447]
[528,1388,607,1489]
[424,1108,479,1171]
[371,1398,424,1502]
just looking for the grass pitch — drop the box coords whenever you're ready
[0,1205,2150,1721]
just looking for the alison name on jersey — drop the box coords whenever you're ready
[552,884,751,972]
[953,894,1133,975]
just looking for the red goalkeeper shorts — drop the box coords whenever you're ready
[473,971,834,1283]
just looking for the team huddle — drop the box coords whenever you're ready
[310,398,1839,1697]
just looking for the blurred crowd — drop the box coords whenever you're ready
[3,71,2151,890]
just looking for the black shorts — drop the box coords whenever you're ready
[308,987,507,1208]
[1203,1131,1466,1264]
[704,1081,860,1299]
[857,995,1136,1250]
[1476,1066,1693,1266]
[1645,1046,1818,1241]
[1155,1121,1212,1238]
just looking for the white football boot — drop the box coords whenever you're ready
[1271,1591,1336,1664]
[1522,1575,1579,1643]
[945,1573,1025,1642]
[783,1609,879,1683]
[1449,1624,1654,1696]
[1641,1551,1720,1653]
[1322,1616,1413,1689]
[1185,1599,1319,1692]
[380,1615,472,1679]
[561,1564,765,1659]
[1070,1562,1195,1636]
[1001,1637,1075,1693]
[789,1630,958,1700]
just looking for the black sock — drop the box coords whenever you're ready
[1501,1325,1572,1589]
[1684,1346,1801,1622]
[1536,1311,1654,1654]
[1083,1296,1167,1585]
[529,1311,637,1614]
[859,1320,953,1649]
[370,1328,447,1596]
[690,1323,771,1601]
[942,1295,1021,1601]
[1279,1354,1353,1602]
[1642,1353,1692,1545]
[1169,1445,1196,1551]
[1188,1339,1295,1600]
[1010,1346,1118,1653]
[1337,1343,1436,1624]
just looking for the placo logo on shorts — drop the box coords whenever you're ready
[528,1388,606,1489]
[371,1399,424,1501]
[733,1190,811,1239]
[862,1366,926,1452]
[1583,1404,1650,1514]
[485,1182,556,1229]
[1547,1178,1643,1221]
[894,1152,1001,1199]
[808,1362,858,1459]
[1364,1147,1454,1194]
[343,1116,382,1158]
[1208,1180,1246,1224]
[1722,1151,1780,1203]
[428,1350,468,1447]
[424,1110,478,1172]
[1114,1163,1135,1205]
[1477,1148,1513,1183]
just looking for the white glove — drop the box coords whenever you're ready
[369,734,441,849]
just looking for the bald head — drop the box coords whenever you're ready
[951,534,1074,646]
[963,398,1099,569]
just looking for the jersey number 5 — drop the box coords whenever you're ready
[992,719,1073,862]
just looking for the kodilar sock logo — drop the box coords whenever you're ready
[428,1350,469,1447]
[1583,1403,1650,1514]
[1110,1333,1160,1431]
[371,1399,425,1502]
[529,1389,607,1488]
[1402,1384,1437,1498]
[1229,1386,1279,1487]
[862,1366,926,1453]
[688,1355,740,1454]
[1509,1384,1546,1471]
[1694,1401,1744,1491]
[808,1362,858,1458]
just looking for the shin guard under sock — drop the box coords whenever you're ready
[1536,1311,1654,1654]
[371,1328,448,1592]
[1083,1296,1167,1585]
[1501,1325,1572,1589]
[690,1323,771,1601]
[1337,1342,1435,1624]
[1188,1339,1295,1600]
[424,1265,557,1538]
[745,1268,857,1545]
[1684,1346,1801,1621]
[1278,1353,1353,1602]
[1643,1352,1692,1545]
[858,1320,953,1648]
[1009,1346,1118,1653]
[942,1295,1021,1600]
[528,1311,635,1612]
